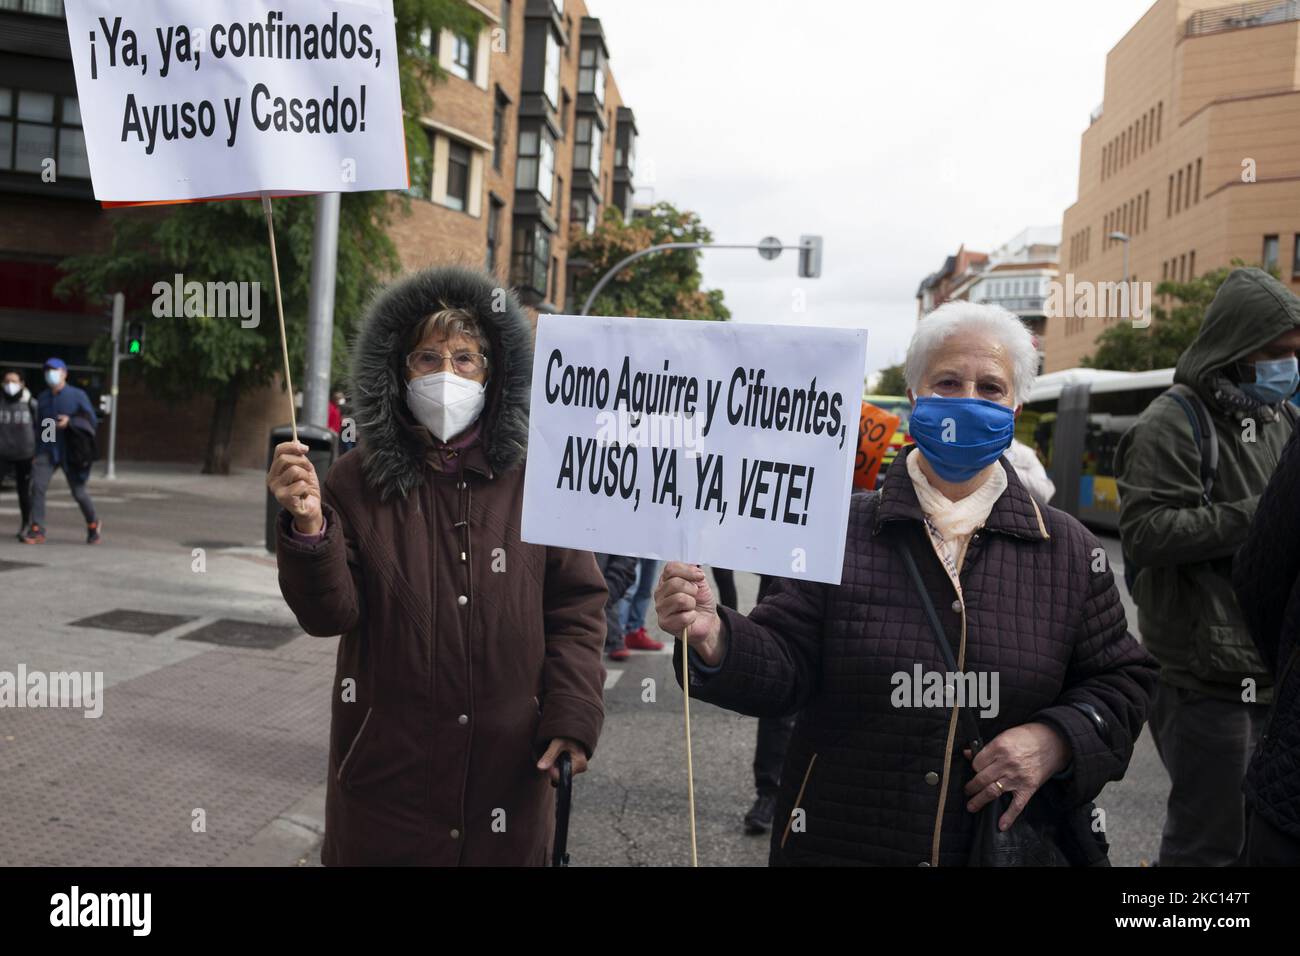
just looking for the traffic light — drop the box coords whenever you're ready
[126,321,144,356]
[798,234,823,279]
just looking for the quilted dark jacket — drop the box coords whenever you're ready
[1235,419,1300,839]
[676,446,1158,866]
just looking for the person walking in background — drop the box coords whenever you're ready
[0,369,37,541]
[596,553,639,662]
[616,557,664,652]
[1116,267,1300,866]
[1234,416,1300,865]
[23,358,100,545]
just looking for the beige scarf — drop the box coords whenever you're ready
[906,451,1007,592]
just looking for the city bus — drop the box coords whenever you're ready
[1017,367,1176,532]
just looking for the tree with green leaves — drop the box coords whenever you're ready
[1082,259,1271,371]
[57,0,484,474]
[872,363,908,396]
[567,202,730,321]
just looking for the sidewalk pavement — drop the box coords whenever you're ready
[0,460,331,866]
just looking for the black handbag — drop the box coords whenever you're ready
[895,535,1110,867]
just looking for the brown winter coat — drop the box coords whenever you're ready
[275,267,607,866]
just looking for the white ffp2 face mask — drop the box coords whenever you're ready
[406,372,486,442]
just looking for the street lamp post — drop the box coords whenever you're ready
[579,237,822,316]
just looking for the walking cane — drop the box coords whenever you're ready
[552,750,573,867]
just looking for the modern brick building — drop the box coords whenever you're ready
[0,0,639,468]
[1051,0,1300,371]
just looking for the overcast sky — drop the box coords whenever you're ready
[594,0,1150,381]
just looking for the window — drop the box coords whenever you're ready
[450,33,475,81]
[492,91,508,171]
[487,196,503,273]
[1157,101,1162,141]
[555,173,563,216]
[1175,168,1183,213]
[1167,175,1174,217]
[1263,235,1280,274]
[574,115,602,177]
[543,29,561,108]
[1143,190,1150,232]
[1184,163,1193,210]
[1179,253,1187,283]
[579,46,606,104]
[500,0,511,51]
[559,90,570,136]
[1188,250,1195,279]
[516,126,555,201]
[445,141,470,211]
[0,89,88,178]
[1194,158,1201,204]
[511,222,551,296]
[551,256,560,302]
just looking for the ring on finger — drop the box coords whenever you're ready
[994,779,1005,794]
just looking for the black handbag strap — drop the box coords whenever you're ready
[894,534,985,757]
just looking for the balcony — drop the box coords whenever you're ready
[1185,0,1299,37]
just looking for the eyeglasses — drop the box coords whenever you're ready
[406,349,489,376]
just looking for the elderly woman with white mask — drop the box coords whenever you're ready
[267,267,607,866]
[656,301,1157,866]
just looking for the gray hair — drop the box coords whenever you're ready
[904,301,1038,405]
[410,305,491,357]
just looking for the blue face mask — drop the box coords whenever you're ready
[909,395,1017,483]
[1240,356,1300,405]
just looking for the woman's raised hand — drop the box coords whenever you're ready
[267,441,323,534]
[653,562,725,665]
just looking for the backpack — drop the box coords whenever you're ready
[1122,384,1217,594]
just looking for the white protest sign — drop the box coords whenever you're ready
[522,316,868,586]
[63,0,406,202]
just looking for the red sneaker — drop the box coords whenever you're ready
[608,647,631,662]
[624,627,664,652]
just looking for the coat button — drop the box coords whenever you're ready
[460,551,467,562]
[457,594,468,606]
[951,599,962,613]
[458,714,468,725]
[457,481,466,489]
[925,771,939,786]
[450,828,460,839]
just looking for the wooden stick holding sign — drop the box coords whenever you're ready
[681,625,699,867]
[261,194,299,446]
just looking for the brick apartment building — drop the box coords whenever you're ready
[1052,0,1300,371]
[0,0,638,468]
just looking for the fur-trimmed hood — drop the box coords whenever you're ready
[349,266,532,501]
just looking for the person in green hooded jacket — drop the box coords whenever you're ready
[1116,266,1300,867]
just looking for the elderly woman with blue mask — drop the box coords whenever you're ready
[655,301,1157,866]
